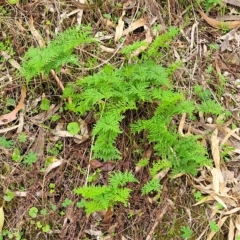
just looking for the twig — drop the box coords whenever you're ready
[146,198,174,240]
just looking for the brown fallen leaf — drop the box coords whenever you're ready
[101,161,115,172]
[122,18,148,36]
[30,103,61,124]
[90,159,103,169]
[29,16,45,47]
[44,157,64,176]
[198,10,240,29]
[222,0,240,7]
[114,10,125,42]
[0,86,26,126]
[0,206,4,233]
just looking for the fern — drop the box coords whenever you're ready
[20,26,95,82]
[131,94,211,175]
[141,179,161,195]
[197,100,224,115]
[109,171,138,188]
[74,171,138,215]
[146,26,179,59]
[150,159,172,177]
[65,61,170,160]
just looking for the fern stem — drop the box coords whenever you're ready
[84,135,95,186]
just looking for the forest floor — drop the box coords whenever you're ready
[1,0,240,239]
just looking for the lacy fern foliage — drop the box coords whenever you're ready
[64,61,170,160]
[65,59,212,175]
[74,171,138,215]
[20,26,95,82]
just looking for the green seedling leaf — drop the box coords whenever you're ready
[103,13,111,19]
[193,191,203,202]
[0,206,4,233]
[141,178,161,195]
[6,98,15,106]
[0,137,13,149]
[51,205,57,211]
[40,98,50,111]
[40,209,47,215]
[181,226,193,239]
[18,133,26,143]
[61,198,72,208]
[12,148,21,162]
[3,191,14,202]
[28,207,38,218]
[36,221,42,228]
[77,200,86,208]
[209,221,219,232]
[23,151,38,165]
[67,122,80,135]
[42,224,50,233]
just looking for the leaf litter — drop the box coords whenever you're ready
[1,1,240,239]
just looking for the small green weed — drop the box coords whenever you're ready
[18,133,27,143]
[181,226,193,239]
[136,158,149,167]
[23,151,38,165]
[3,191,15,202]
[0,136,14,149]
[49,183,55,193]
[209,221,219,232]
[0,230,24,240]
[193,190,203,202]
[28,207,38,218]
[40,98,50,111]
[12,147,21,162]
[67,122,80,135]
[197,0,222,12]
[61,198,73,208]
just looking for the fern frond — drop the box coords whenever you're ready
[109,171,138,188]
[150,159,172,177]
[197,100,224,115]
[20,26,95,82]
[84,200,108,215]
[74,185,108,198]
[109,188,132,206]
[141,179,161,195]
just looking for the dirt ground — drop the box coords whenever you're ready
[1,0,240,239]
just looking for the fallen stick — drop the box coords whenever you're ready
[146,198,174,240]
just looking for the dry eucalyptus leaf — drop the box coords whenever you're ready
[199,10,240,29]
[211,168,221,194]
[222,0,240,7]
[114,12,125,42]
[223,207,240,215]
[0,86,26,126]
[211,129,221,169]
[30,104,61,124]
[29,16,45,47]
[0,206,4,233]
[130,28,152,57]
[44,158,64,176]
[122,18,148,36]
[228,217,234,240]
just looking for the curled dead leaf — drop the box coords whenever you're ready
[0,86,26,126]
[44,158,64,176]
[198,10,240,29]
